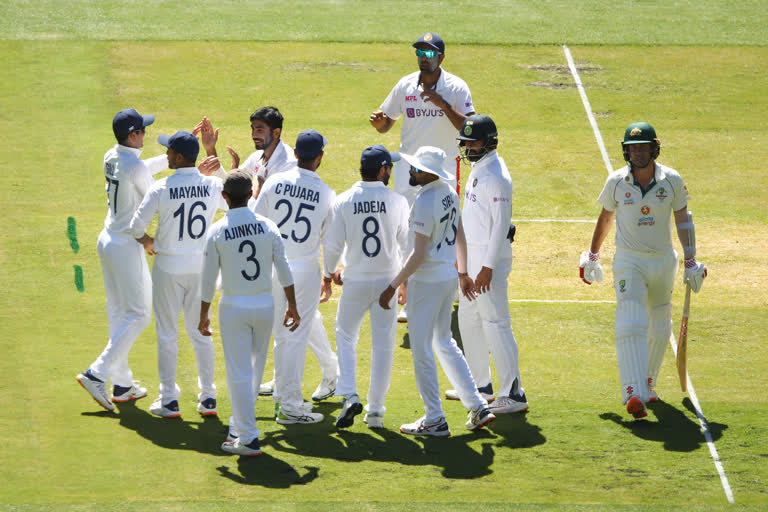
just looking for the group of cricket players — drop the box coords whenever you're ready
[76,32,707,457]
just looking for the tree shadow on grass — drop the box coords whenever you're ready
[262,424,495,479]
[599,398,727,452]
[90,400,230,456]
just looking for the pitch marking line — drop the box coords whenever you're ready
[563,44,735,504]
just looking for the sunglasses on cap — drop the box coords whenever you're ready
[415,48,439,59]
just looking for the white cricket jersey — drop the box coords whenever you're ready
[251,167,335,263]
[201,207,293,303]
[410,179,460,282]
[129,167,227,274]
[102,144,168,235]
[380,69,473,201]
[323,181,409,280]
[598,163,688,254]
[462,151,513,268]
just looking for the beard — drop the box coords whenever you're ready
[409,174,419,187]
[253,132,273,151]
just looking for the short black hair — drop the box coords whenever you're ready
[250,106,283,131]
[360,163,387,180]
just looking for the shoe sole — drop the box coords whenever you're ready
[312,390,335,402]
[221,443,261,456]
[276,418,322,425]
[400,426,451,437]
[336,402,363,428]
[199,410,218,417]
[150,409,182,419]
[112,392,148,403]
[467,414,496,431]
[489,404,529,414]
[76,375,115,411]
[627,397,647,419]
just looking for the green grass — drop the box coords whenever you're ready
[2,2,767,511]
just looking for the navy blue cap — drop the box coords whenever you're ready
[295,129,327,159]
[413,32,445,54]
[157,130,200,161]
[113,108,154,138]
[361,144,401,170]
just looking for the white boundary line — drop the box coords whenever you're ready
[669,334,735,504]
[562,45,614,175]
[515,218,594,223]
[563,44,734,504]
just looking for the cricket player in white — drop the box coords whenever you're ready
[196,109,339,396]
[76,108,167,411]
[378,146,495,436]
[370,32,475,205]
[370,32,474,323]
[449,115,528,414]
[252,129,336,424]
[199,171,299,457]
[580,122,707,420]
[324,145,409,429]
[129,131,226,419]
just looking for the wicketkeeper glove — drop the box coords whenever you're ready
[683,257,707,293]
[579,251,604,285]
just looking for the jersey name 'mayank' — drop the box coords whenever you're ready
[353,200,386,215]
[169,185,211,200]
[274,183,320,203]
[223,222,266,241]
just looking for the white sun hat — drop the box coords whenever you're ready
[399,146,452,181]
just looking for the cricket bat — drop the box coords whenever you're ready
[677,282,691,392]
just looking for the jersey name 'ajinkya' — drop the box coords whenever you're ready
[223,222,266,241]
[169,185,211,200]
[353,200,387,215]
[274,183,320,203]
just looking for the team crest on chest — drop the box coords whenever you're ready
[641,205,650,215]
[655,187,668,200]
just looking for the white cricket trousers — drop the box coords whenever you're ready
[334,275,397,415]
[91,229,152,387]
[407,276,486,423]
[613,248,677,403]
[152,265,216,403]
[272,260,332,413]
[458,251,523,397]
[219,295,273,444]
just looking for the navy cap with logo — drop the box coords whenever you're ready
[113,108,155,139]
[295,129,327,159]
[413,32,445,54]
[157,130,200,161]
[361,144,401,170]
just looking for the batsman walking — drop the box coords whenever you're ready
[580,122,707,419]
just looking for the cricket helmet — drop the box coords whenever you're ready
[621,121,660,162]
[457,114,498,162]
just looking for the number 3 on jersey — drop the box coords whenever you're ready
[275,199,314,243]
[238,239,261,281]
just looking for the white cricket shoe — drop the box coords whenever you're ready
[112,382,147,403]
[647,378,660,403]
[149,398,181,418]
[197,397,218,417]
[397,309,408,323]
[400,416,451,437]
[276,406,324,425]
[445,383,495,403]
[466,406,496,431]
[311,376,337,401]
[363,411,384,429]
[258,379,275,396]
[488,393,528,414]
[335,395,363,429]
[76,370,115,411]
[221,437,262,456]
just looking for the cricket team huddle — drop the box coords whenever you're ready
[76,32,708,456]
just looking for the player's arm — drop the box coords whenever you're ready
[379,232,429,309]
[590,207,614,255]
[421,89,472,130]
[128,186,161,254]
[143,154,170,176]
[674,206,707,292]
[369,110,396,133]
[579,207,613,285]
[456,218,476,301]
[476,180,511,292]
[192,116,219,157]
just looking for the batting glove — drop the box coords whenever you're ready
[579,251,604,285]
[683,257,707,293]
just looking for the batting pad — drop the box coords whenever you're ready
[615,299,649,403]
[647,303,673,387]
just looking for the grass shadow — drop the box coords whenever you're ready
[108,400,229,456]
[487,411,547,450]
[262,423,495,479]
[599,399,728,452]
[217,455,320,488]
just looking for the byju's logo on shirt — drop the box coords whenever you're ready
[406,108,445,118]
